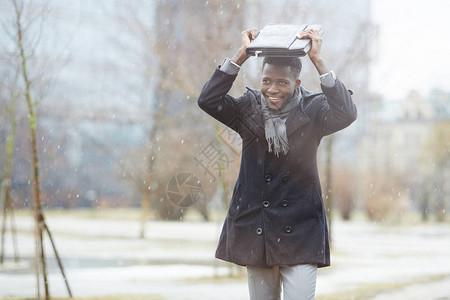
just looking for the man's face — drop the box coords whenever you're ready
[261,64,301,110]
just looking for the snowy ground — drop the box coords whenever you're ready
[0,210,449,299]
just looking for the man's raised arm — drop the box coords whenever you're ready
[297,28,357,135]
[230,29,259,66]
[197,29,259,127]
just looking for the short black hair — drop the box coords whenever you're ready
[262,56,302,79]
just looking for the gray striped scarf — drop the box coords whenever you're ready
[261,88,301,157]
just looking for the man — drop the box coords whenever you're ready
[198,28,357,299]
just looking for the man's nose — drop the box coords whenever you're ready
[268,84,279,94]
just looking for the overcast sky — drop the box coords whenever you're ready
[371,0,450,100]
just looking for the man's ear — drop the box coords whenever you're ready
[295,79,301,88]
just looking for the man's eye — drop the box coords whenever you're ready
[278,81,287,85]
[262,79,270,84]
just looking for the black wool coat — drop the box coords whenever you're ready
[198,67,357,268]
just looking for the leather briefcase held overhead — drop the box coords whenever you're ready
[246,24,324,57]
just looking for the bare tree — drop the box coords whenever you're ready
[6,0,72,298]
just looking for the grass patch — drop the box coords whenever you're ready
[316,274,449,300]
[1,296,165,300]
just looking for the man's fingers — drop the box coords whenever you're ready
[297,29,320,39]
[251,29,260,40]
[297,32,310,39]
[242,28,259,41]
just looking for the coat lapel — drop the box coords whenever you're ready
[285,105,310,136]
[244,104,266,140]
[243,88,266,140]
[285,86,321,136]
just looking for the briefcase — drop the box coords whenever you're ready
[246,24,324,57]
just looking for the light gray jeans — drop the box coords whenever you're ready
[247,264,317,300]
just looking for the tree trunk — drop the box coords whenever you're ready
[13,1,71,298]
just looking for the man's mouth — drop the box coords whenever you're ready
[267,96,281,102]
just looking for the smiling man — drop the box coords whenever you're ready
[261,57,301,109]
[198,28,357,299]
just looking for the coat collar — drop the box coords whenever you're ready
[246,86,320,138]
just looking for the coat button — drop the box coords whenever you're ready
[265,174,272,182]
[263,201,270,208]
[282,174,289,182]
[284,226,292,233]
[256,227,263,235]
[281,200,288,207]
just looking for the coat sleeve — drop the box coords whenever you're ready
[316,78,357,136]
[197,67,245,129]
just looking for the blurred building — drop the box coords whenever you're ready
[359,89,450,211]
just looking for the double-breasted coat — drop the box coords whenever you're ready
[198,67,357,268]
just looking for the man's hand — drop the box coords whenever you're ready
[241,28,259,49]
[231,28,259,66]
[297,29,330,75]
[297,29,322,62]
